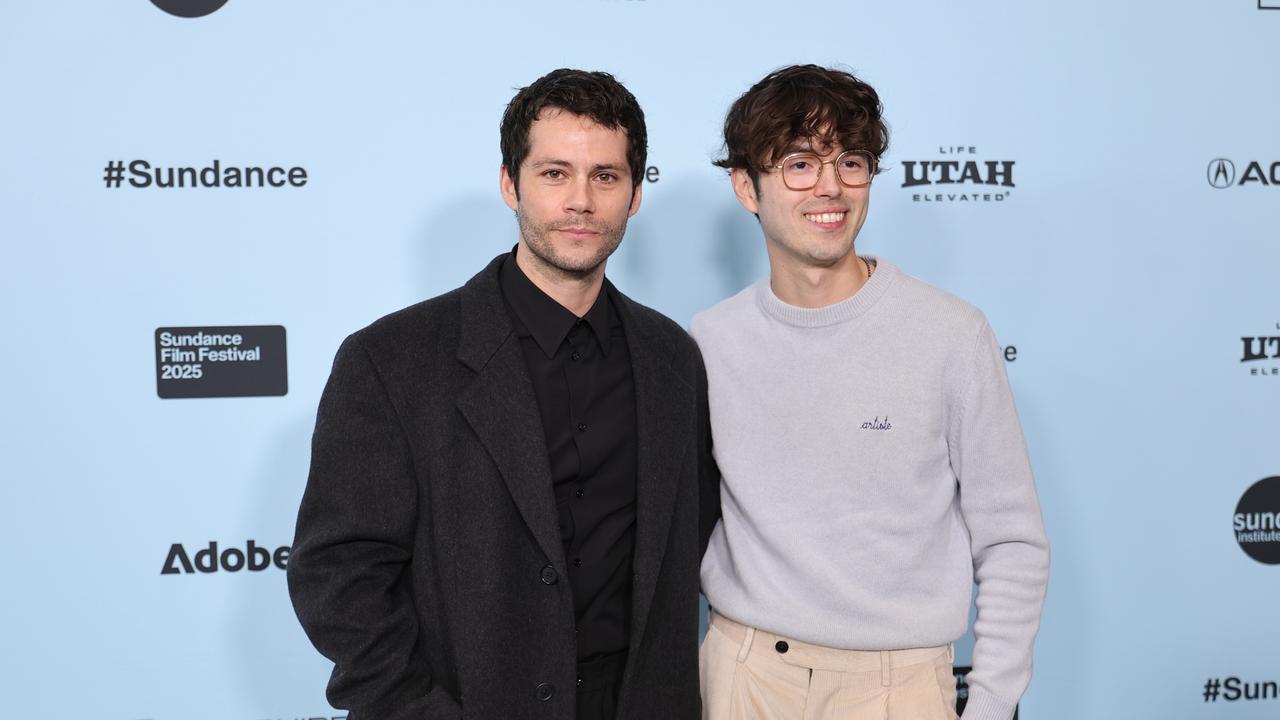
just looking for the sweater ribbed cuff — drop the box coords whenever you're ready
[960,686,1018,720]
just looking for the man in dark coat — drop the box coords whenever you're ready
[287,68,718,720]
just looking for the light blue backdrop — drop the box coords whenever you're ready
[2,1,1277,718]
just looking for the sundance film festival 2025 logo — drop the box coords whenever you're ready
[1241,324,1280,377]
[161,540,289,574]
[1235,477,1280,565]
[901,146,1014,203]
[155,326,287,399]
[150,0,229,18]
[1207,158,1280,188]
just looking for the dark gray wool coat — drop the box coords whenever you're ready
[288,253,720,720]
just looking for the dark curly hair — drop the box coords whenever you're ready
[714,65,888,187]
[501,68,647,195]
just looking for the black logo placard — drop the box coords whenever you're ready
[155,325,287,399]
[150,0,229,18]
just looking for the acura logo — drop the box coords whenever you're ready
[1207,159,1236,189]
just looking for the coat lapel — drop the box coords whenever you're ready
[452,260,691,668]
[615,292,691,670]
[454,257,564,574]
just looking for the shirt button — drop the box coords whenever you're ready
[577,422,588,432]
[575,489,584,499]
[775,640,789,654]
[573,557,582,568]
[539,564,558,585]
[536,682,555,701]
[571,351,582,361]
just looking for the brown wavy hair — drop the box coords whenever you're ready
[501,68,648,195]
[714,65,888,187]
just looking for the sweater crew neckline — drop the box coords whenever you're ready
[755,256,897,328]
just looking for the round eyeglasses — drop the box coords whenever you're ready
[768,150,876,190]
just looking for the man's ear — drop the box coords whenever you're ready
[500,165,519,211]
[627,182,643,218]
[731,168,760,215]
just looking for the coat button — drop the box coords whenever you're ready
[536,682,555,701]
[539,564,558,585]
[775,640,789,654]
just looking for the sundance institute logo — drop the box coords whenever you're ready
[150,0,229,18]
[1235,477,1280,565]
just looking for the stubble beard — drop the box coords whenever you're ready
[516,209,627,281]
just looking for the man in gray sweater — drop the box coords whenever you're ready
[692,65,1049,720]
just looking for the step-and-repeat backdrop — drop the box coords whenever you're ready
[2,1,1277,718]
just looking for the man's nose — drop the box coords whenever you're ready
[812,161,843,197]
[564,176,595,213]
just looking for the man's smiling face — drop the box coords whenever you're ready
[732,139,872,273]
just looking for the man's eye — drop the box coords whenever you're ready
[544,170,565,180]
[786,159,814,172]
[595,173,618,183]
[840,159,864,170]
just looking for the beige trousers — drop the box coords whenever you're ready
[700,613,958,720]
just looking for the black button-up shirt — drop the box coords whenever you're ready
[499,250,638,663]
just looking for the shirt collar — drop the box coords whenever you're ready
[499,247,616,359]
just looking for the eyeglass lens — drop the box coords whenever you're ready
[781,152,871,189]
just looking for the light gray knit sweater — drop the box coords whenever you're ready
[691,257,1049,720]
